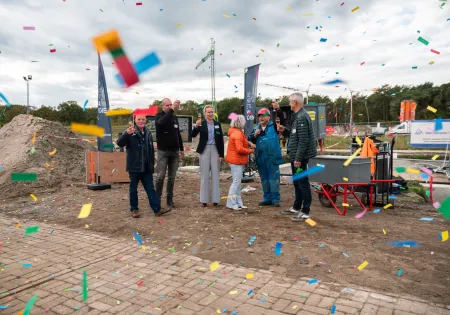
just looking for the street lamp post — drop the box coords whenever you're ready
[23,75,32,114]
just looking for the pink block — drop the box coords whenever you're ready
[228,113,238,120]
[50,49,56,53]
[421,167,432,176]
[433,202,441,209]
[23,26,35,30]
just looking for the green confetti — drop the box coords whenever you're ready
[24,226,39,235]
[437,196,450,220]
[336,72,339,74]
[277,43,280,47]
[300,295,308,299]
[74,306,81,310]
[417,36,429,46]
[23,294,38,315]
[395,167,406,173]
[11,173,37,182]
[412,66,418,69]
[41,141,47,144]
[426,190,430,197]
[103,144,115,149]
[82,270,88,302]
[99,9,103,12]
[30,147,36,154]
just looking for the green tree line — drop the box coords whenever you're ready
[1,82,449,127]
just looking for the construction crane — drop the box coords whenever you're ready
[195,38,216,113]
[264,83,311,104]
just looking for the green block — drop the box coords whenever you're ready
[23,294,38,315]
[25,226,39,235]
[82,270,88,301]
[437,196,450,220]
[412,66,418,69]
[426,190,430,197]
[417,36,429,46]
[110,47,125,58]
[308,102,316,105]
[11,173,37,182]
[395,167,406,173]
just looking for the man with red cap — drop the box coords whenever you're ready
[248,108,284,207]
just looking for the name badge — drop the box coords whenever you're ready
[292,129,296,134]
[174,124,178,128]
[214,125,219,129]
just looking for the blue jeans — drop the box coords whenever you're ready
[226,164,244,209]
[129,164,161,213]
[291,159,311,214]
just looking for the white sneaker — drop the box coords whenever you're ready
[240,206,248,209]
[227,206,241,210]
[280,207,300,215]
[292,212,310,221]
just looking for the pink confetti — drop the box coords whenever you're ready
[354,209,367,219]
[23,26,35,30]
[228,112,238,120]
[136,2,142,5]
[433,202,441,209]
[340,2,344,6]
[137,280,144,286]
[421,167,433,176]
[430,49,440,55]
[50,49,56,53]
[360,62,365,66]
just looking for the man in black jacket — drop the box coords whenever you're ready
[155,98,184,208]
[117,114,171,218]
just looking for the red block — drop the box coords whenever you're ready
[430,49,440,55]
[134,106,159,117]
[114,55,139,88]
[50,49,56,53]
[136,2,142,5]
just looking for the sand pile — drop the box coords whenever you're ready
[0,114,96,198]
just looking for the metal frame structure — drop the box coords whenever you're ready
[195,38,216,113]
[264,83,311,104]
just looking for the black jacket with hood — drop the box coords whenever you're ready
[117,125,155,173]
[155,109,184,151]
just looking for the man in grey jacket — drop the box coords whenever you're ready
[277,92,317,221]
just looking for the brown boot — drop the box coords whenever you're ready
[155,208,172,216]
[131,210,140,218]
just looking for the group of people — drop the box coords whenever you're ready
[117,92,317,222]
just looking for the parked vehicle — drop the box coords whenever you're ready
[372,123,387,136]
[389,121,411,135]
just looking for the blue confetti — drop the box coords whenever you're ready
[248,236,256,245]
[23,263,32,267]
[420,173,429,179]
[373,209,380,213]
[222,308,228,313]
[260,299,265,303]
[291,166,325,181]
[381,64,385,66]
[323,79,346,85]
[274,242,282,256]
[0,92,11,106]
[387,240,420,248]
[331,305,336,314]
[0,166,4,171]
[435,117,443,131]
[234,85,238,89]
[116,52,161,86]
[50,229,54,234]
[0,305,9,309]
[133,232,143,245]
[50,274,55,278]
[226,74,230,78]
[232,311,238,315]
[420,217,434,221]
[248,289,253,296]
[308,279,318,284]
[343,253,349,257]
[83,100,88,111]
[388,195,397,200]
[320,38,327,42]
[397,269,403,277]
[328,16,331,18]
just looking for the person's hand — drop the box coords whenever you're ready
[254,129,261,137]
[277,124,285,132]
[196,119,201,127]
[249,142,256,149]
[172,100,181,110]
[126,125,135,135]
[249,148,255,154]
[180,151,185,159]
[219,157,224,162]
[294,161,301,168]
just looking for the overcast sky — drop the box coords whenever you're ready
[0,0,449,110]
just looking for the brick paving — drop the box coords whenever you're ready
[1,216,449,315]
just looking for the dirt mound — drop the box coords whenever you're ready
[0,115,96,198]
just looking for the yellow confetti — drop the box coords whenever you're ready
[432,155,439,160]
[383,229,387,235]
[48,148,57,156]
[84,224,89,228]
[209,261,220,272]
[186,260,191,262]
[45,163,50,168]
[71,123,105,138]
[221,195,236,199]
[216,310,221,314]
[305,218,316,226]
[245,273,254,279]
[252,17,256,20]
[351,6,360,12]
[343,177,348,181]
[342,203,349,207]
[357,260,368,271]
[92,29,122,53]
[427,105,437,113]
[384,204,392,209]
[302,13,314,16]
[355,136,362,146]
[229,290,238,295]
[141,245,146,250]
[177,24,182,27]
[16,222,21,229]
[30,194,37,202]
[78,203,92,219]
[292,305,298,309]
[223,14,231,18]
[286,7,291,10]
[429,61,435,65]
[31,131,36,144]
[406,168,420,174]
[441,231,448,242]
[260,49,265,52]
[105,109,133,116]
[155,308,161,311]
[343,148,362,166]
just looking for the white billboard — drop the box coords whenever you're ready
[411,119,450,148]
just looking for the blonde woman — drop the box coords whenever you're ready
[225,115,255,210]
[192,105,225,207]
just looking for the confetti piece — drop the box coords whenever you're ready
[31,132,36,144]
[384,204,392,209]
[308,279,318,284]
[48,148,57,156]
[320,38,327,42]
[292,305,298,309]
[286,7,291,10]
[355,209,367,219]
[137,280,144,286]
[331,305,337,314]
[441,231,448,242]
[246,273,254,279]
[355,136,362,146]
[323,79,347,85]
[427,105,437,113]
[260,49,264,52]
[360,61,365,66]
[417,36,429,46]
[253,17,256,20]
[305,218,316,226]
[340,2,344,6]
[429,61,435,65]
[228,112,238,120]
[25,226,39,235]
[136,2,142,5]
[383,229,387,235]
[0,92,11,106]
[23,295,37,315]
[274,242,282,256]
[357,261,368,271]
[229,290,238,295]
[387,240,420,247]
[105,109,133,116]
[397,269,403,277]
[133,232,143,245]
[343,177,348,181]
[23,26,35,30]
[412,66,417,69]
[342,203,349,207]
[226,74,230,78]
[343,253,349,257]
[437,197,450,220]
[78,203,92,219]
[292,166,325,181]
[71,123,105,138]
[430,49,440,55]
[82,270,88,301]
[29,194,37,201]
[302,13,314,16]
[16,222,21,229]
[343,148,362,166]
[50,49,56,53]
[177,24,182,26]
[0,305,9,309]
[351,6,360,12]
[224,14,230,18]
[232,311,238,315]
[435,118,443,131]
[23,263,32,267]
[433,202,441,209]
[395,167,406,173]
[421,167,433,175]
[406,168,420,174]
[210,261,220,272]
[277,43,280,47]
